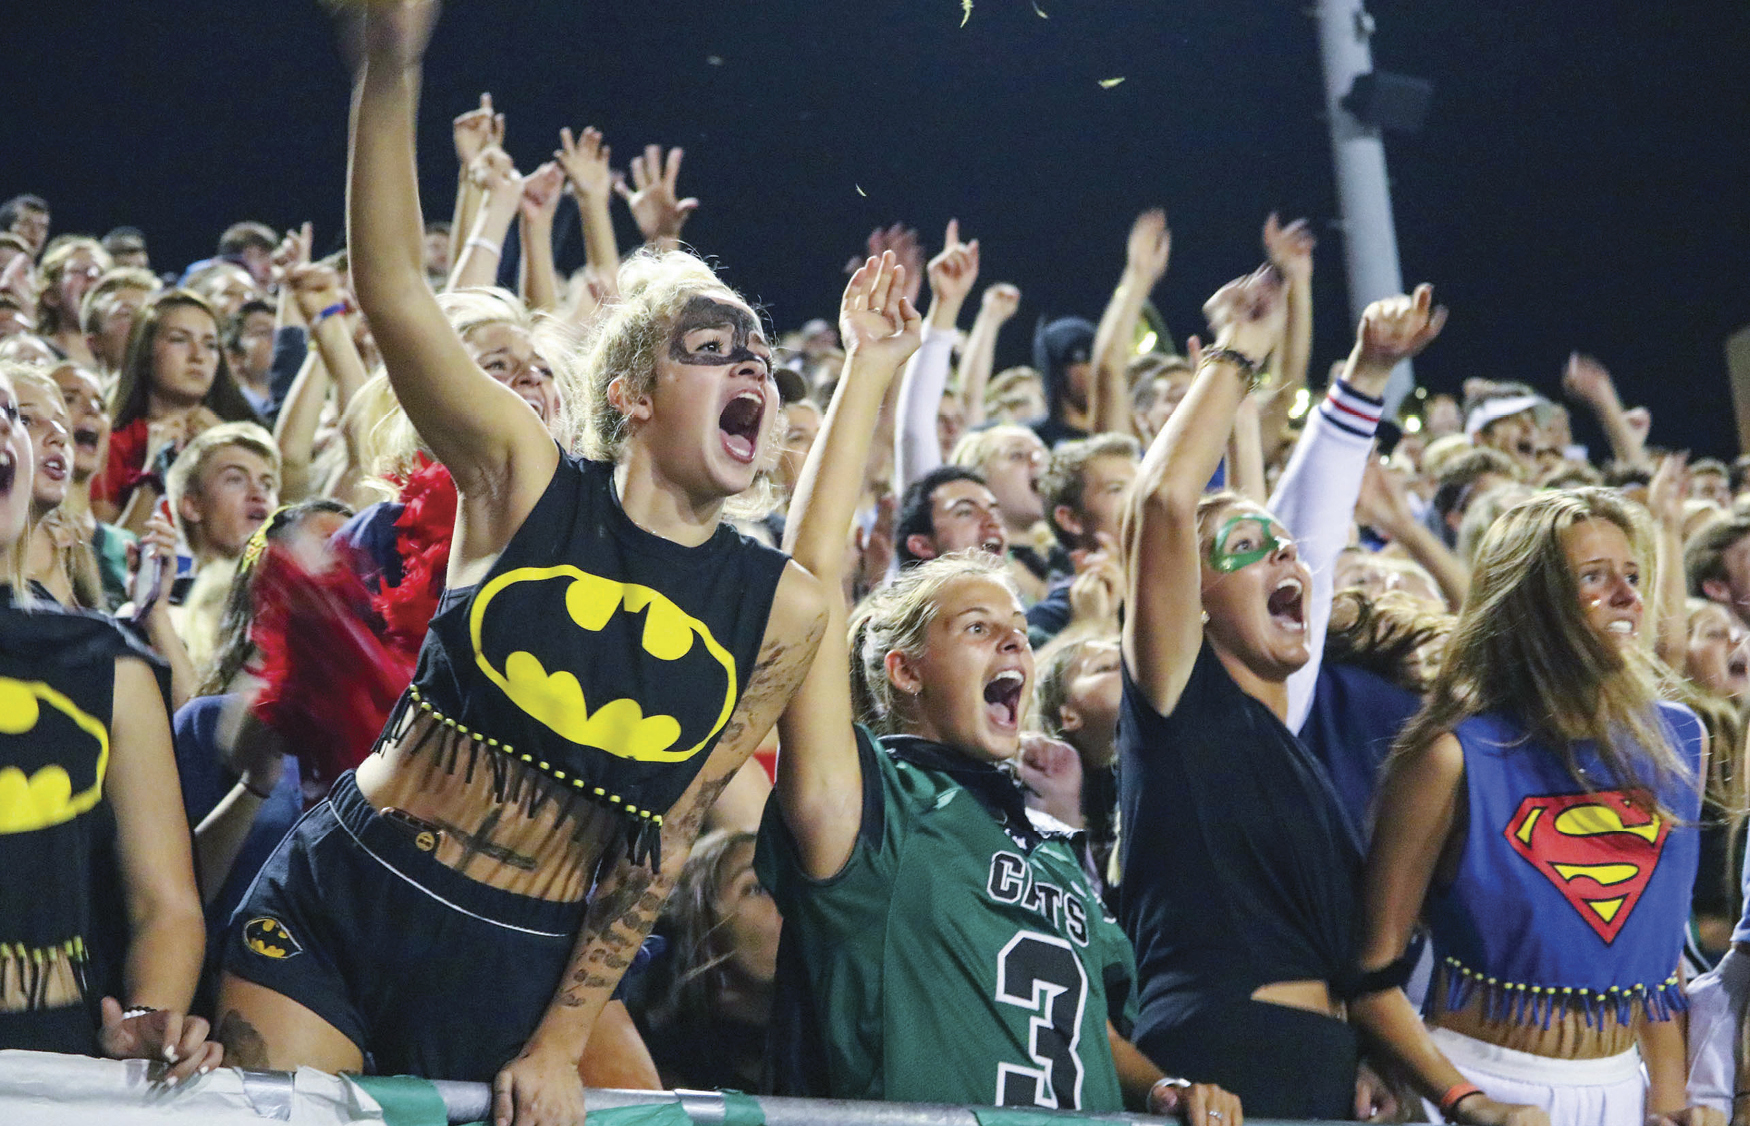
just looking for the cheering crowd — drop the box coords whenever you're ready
[4,5,1750,1126]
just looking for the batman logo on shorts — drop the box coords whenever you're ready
[244,917,303,960]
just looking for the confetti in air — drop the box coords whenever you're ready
[1098,77,1126,88]
[1032,0,1048,15]
[856,184,867,197]
[961,0,973,26]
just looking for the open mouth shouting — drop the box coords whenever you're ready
[39,452,68,484]
[72,427,100,454]
[0,449,15,497]
[719,390,766,465]
[1267,576,1306,633]
[983,667,1026,731]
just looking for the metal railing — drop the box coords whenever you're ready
[233,1072,1171,1124]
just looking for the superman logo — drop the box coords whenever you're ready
[0,676,110,835]
[469,566,737,763]
[243,917,303,960]
[1503,790,1667,943]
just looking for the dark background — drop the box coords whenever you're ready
[9,1,1750,454]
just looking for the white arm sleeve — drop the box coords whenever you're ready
[892,326,957,497]
[1268,380,1383,734]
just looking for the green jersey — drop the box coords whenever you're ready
[757,728,1137,1111]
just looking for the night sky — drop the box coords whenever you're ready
[10,1,1749,455]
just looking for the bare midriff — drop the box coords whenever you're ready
[1429,977,1639,1058]
[1251,979,1341,1019]
[354,712,616,904]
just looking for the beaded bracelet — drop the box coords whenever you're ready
[1201,346,1270,392]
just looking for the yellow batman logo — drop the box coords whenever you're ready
[243,917,302,960]
[470,566,737,763]
[0,677,110,835]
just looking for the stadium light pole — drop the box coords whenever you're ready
[1315,0,1415,416]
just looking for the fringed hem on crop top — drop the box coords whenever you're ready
[386,452,788,868]
[1424,702,1703,1025]
[1434,955,1686,1029]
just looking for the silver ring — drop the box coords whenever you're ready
[1209,1113,1222,1121]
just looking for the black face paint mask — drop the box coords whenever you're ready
[668,295,770,375]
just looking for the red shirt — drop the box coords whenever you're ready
[94,417,150,509]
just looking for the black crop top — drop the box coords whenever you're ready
[388,453,788,863]
[1116,643,1362,1038]
[0,596,159,1051]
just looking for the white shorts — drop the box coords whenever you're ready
[1686,947,1750,1115]
[1426,1027,1645,1126]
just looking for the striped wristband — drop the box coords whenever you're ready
[1319,378,1384,439]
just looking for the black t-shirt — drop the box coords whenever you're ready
[1116,642,1362,1040]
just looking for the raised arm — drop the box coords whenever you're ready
[959,282,1019,428]
[615,145,698,253]
[555,127,621,300]
[1563,353,1651,469]
[448,93,503,277]
[1090,209,1170,437]
[1226,393,1267,504]
[1122,268,1286,715]
[1646,452,1691,667]
[1256,214,1315,456]
[448,146,522,292]
[276,261,369,501]
[1355,458,1471,609]
[894,220,977,493]
[1275,285,1446,732]
[344,1,554,537]
[517,162,564,312]
[780,253,922,879]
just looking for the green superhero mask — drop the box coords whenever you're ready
[1209,514,1290,573]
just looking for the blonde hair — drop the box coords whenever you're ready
[0,369,32,590]
[848,553,1019,734]
[1033,630,1114,740]
[79,266,160,335]
[1395,487,1691,812]
[1419,433,1476,482]
[35,237,112,336]
[562,248,738,462]
[1456,481,1534,564]
[350,287,577,492]
[165,421,281,546]
[949,424,1040,475]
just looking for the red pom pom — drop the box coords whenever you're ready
[373,458,458,653]
[250,545,417,796]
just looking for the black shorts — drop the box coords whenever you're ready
[223,771,587,1081]
[1135,996,1359,1120]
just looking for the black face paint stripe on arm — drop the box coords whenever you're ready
[668,295,770,373]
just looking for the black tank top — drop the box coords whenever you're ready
[0,598,146,1052]
[391,454,788,863]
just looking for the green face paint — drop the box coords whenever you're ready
[1209,514,1289,573]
